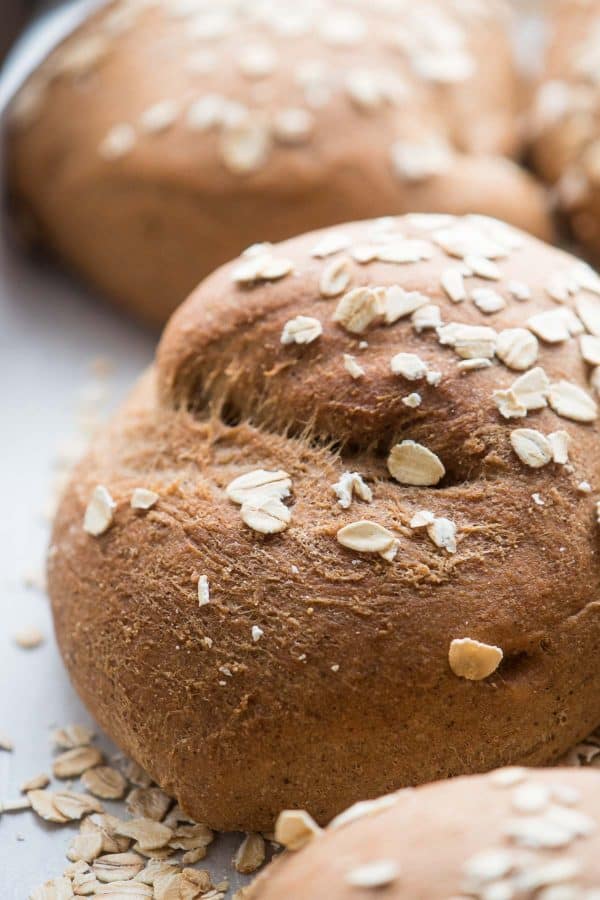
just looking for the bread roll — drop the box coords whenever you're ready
[248,767,600,898]
[530,0,600,257]
[48,214,600,832]
[8,0,551,326]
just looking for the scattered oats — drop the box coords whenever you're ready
[118,760,152,789]
[281,316,322,345]
[410,510,435,529]
[94,853,145,883]
[251,626,263,643]
[490,768,527,788]
[465,255,501,280]
[463,849,516,886]
[390,138,451,182]
[82,767,127,801]
[437,323,497,359]
[330,794,398,831]
[375,240,433,265]
[504,817,574,850]
[402,392,422,407]
[290,565,299,575]
[52,724,94,749]
[126,788,172,822]
[358,341,368,350]
[274,810,322,850]
[99,124,136,160]
[232,252,293,284]
[219,666,232,678]
[412,304,442,332]
[320,256,352,298]
[202,637,213,649]
[14,625,43,649]
[449,638,503,680]
[234,833,266,874]
[494,367,550,419]
[496,329,539,371]
[21,773,49,792]
[580,334,600,366]
[221,118,271,174]
[30,877,74,900]
[67,832,104,864]
[139,101,178,135]
[426,370,442,386]
[130,489,158,510]
[311,232,351,258]
[441,267,467,303]
[331,664,340,672]
[84,485,116,536]
[457,358,492,372]
[115,819,173,852]
[387,440,445,486]
[81,813,131,854]
[471,288,506,314]
[1,796,31,812]
[336,521,398,560]
[332,472,372,509]
[389,352,427,381]
[511,429,553,468]
[384,286,429,323]
[54,791,104,821]
[181,847,206,865]
[532,493,545,507]
[547,380,598,422]
[95,882,152,896]
[226,470,291,505]
[240,496,291,534]
[168,823,213,851]
[197,575,210,607]
[511,782,551,814]
[427,517,457,554]
[186,94,225,132]
[238,43,277,79]
[53,746,103,779]
[333,286,384,334]
[434,222,506,260]
[548,431,571,464]
[343,354,365,380]
[578,481,592,493]
[345,860,400,888]
[508,280,532,302]
[273,108,314,144]
[527,308,581,343]
[575,293,600,336]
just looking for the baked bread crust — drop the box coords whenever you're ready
[530,0,600,257]
[247,768,600,898]
[8,0,551,326]
[49,214,600,832]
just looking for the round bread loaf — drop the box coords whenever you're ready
[48,214,600,832]
[530,1,600,258]
[7,0,551,326]
[247,767,600,898]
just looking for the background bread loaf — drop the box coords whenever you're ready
[8,0,551,326]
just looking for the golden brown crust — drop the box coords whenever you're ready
[49,215,600,832]
[8,0,551,326]
[247,768,600,898]
[530,0,600,257]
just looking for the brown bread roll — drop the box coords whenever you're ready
[248,767,600,898]
[49,214,600,832]
[8,0,551,326]
[530,0,600,258]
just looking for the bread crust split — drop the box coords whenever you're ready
[247,768,600,898]
[49,214,600,831]
[8,0,551,326]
